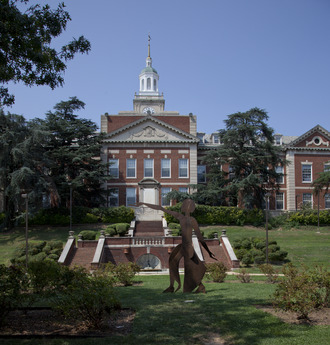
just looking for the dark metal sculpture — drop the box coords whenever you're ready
[137,199,217,293]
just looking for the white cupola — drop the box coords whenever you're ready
[138,35,160,96]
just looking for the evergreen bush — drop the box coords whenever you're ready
[164,204,264,226]
[205,262,228,282]
[78,230,97,240]
[233,237,288,266]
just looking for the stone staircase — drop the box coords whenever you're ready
[134,221,164,237]
[67,246,96,269]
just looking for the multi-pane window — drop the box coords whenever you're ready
[179,187,189,194]
[126,159,136,178]
[126,188,136,206]
[161,159,171,178]
[324,164,330,172]
[161,187,171,206]
[276,166,284,184]
[109,159,119,178]
[276,192,284,210]
[197,165,206,183]
[325,194,330,209]
[179,159,188,178]
[302,164,312,182]
[108,188,119,207]
[302,193,312,207]
[144,159,154,177]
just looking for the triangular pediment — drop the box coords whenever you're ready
[285,125,330,150]
[103,115,199,143]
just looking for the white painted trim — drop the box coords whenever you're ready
[58,238,75,264]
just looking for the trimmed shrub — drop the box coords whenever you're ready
[205,262,228,283]
[102,206,135,224]
[164,204,264,226]
[115,223,130,236]
[105,226,117,237]
[11,240,63,264]
[233,237,288,266]
[78,230,97,240]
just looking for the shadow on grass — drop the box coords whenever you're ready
[113,279,298,345]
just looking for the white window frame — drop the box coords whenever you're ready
[144,158,154,178]
[324,164,330,172]
[302,164,312,183]
[126,158,136,178]
[126,188,136,206]
[161,158,171,178]
[302,193,313,206]
[179,187,189,194]
[275,166,284,184]
[275,192,284,210]
[161,187,171,206]
[325,193,330,209]
[108,188,119,207]
[109,158,119,178]
[179,159,189,178]
[197,165,206,183]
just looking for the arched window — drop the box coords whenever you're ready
[141,79,144,90]
[147,78,151,90]
[153,79,157,91]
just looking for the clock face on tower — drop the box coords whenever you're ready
[143,107,155,114]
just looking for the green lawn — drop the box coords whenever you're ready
[1,224,329,269]
[0,224,106,265]
[202,225,330,269]
[1,275,329,345]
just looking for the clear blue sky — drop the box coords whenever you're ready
[5,0,330,136]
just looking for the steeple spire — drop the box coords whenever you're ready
[148,33,151,58]
[146,34,152,67]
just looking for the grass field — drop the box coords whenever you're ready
[202,225,330,269]
[0,223,329,269]
[1,275,329,345]
[0,224,329,344]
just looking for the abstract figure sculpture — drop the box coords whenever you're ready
[137,199,217,293]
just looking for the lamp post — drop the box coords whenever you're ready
[68,183,72,232]
[265,192,271,264]
[21,193,28,268]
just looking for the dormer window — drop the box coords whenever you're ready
[274,135,282,145]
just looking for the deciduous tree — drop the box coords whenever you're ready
[0,0,90,106]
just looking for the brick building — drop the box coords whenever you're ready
[100,43,330,214]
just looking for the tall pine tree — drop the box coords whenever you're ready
[203,108,286,208]
[0,110,51,228]
[36,97,108,208]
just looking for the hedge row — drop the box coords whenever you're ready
[29,206,134,226]
[288,210,330,225]
[164,204,264,226]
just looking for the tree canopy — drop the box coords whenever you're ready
[0,110,51,228]
[35,97,108,208]
[202,108,286,208]
[0,0,90,106]
[312,171,330,194]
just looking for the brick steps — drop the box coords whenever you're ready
[134,221,164,237]
[68,247,95,269]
